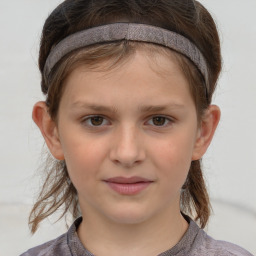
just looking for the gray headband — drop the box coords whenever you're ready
[44,23,209,95]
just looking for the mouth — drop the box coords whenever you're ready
[103,176,153,195]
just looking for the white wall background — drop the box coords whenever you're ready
[0,0,255,255]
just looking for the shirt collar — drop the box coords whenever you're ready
[67,215,200,256]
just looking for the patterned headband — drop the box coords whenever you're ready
[44,23,209,96]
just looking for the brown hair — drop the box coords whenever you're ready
[29,0,222,233]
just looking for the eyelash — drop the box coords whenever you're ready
[81,115,174,128]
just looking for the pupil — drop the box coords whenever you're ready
[91,116,103,126]
[153,117,165,126]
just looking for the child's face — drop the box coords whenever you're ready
[55,50,202,224]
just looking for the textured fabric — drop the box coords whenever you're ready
[20,216,254,256]
[43,23,209,94]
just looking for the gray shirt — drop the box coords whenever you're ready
[20,217,254,256]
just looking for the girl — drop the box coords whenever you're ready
[21,0,253,255]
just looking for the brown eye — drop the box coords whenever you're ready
[90,116,104,126]
[147,116,172,127]
[82,115,108,127]
[152,116,167,126]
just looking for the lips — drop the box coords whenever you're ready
[104,176,153,195]
[105,176,152,184]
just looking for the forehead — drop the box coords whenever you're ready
[60,49,194,110]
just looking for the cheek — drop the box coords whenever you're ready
[61,136,107,187]
[151,134,195,188]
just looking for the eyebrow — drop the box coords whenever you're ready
[71,101,184,113]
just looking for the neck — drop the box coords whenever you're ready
[77,205,188,256]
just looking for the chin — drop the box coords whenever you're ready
[105,205,153,225]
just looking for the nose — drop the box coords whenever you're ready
[109,125,146,168]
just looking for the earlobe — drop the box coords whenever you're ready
[192,105,221,161]
[32,101,64,160]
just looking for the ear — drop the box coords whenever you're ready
[192,105,221,160]
[32,101,64,160]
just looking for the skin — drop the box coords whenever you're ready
[33,49,220,256]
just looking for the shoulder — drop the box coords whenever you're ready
[20,217,83,256]
[19,233,70,256]
[191,227,254,256]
